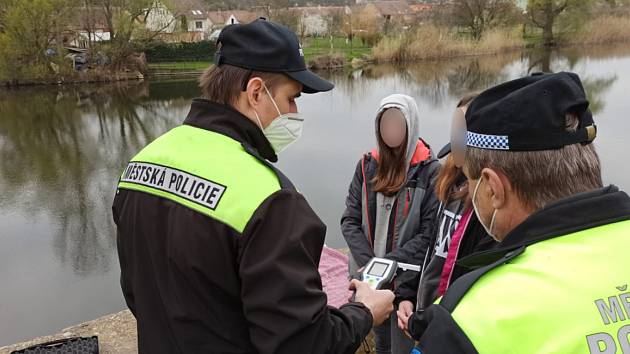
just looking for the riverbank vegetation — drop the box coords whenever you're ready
[371,0,630,63]
[565,14,630,45]
[0,0,174,86]
[373,26,525,62]
[2,0,630,83]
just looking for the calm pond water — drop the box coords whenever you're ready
[1,44,629,345]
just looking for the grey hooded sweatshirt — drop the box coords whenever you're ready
[342,94,441,281]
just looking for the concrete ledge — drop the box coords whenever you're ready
[0,310,137,354]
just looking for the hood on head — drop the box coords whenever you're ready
[375,94,422,166]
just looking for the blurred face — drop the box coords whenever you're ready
[380,108,407,148]
[450,105,469,168]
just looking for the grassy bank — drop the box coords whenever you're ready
[1,69,146,87]
[302,37,372,61]
[147,37,370,72]
[372,14,630,64]
[372,25,525,63]
[147,61,213,71]
[147,15,630,73]
[565,15,630,45]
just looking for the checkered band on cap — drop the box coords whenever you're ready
[467,131,510,150]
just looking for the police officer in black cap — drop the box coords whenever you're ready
[405,72,630,353]
[114,19,394,354]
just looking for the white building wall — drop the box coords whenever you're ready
[145,2,177,33]
[301,13,329,36]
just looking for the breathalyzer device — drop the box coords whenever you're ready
[350,257,421,301]
[361,257,399,290]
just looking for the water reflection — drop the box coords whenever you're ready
[0,44,629,345]
[525,47,619,114]
[330,53,518,107]
[0,48,623,275]
[0,81,192,276]
[0,48,623,276]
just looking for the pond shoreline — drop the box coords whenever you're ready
[3,41,629,87]
[1,71,145,89]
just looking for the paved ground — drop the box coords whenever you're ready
[0,310,376,354]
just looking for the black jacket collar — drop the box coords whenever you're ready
[183,99,278,162]
[459,185,630,268]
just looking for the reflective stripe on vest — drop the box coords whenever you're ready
[452,219,630,354]
[117,125,280,233]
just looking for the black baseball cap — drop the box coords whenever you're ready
[214,18,334,94]
[463,72,597,152]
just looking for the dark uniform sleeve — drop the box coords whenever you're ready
[409,304,478,354]
[238,189,373,354]
[113,195,137,317]
[341,158,375,269]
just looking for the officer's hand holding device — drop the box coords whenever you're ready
[349,279,394,326]
[350,257,420,327]
[351,257,420,302]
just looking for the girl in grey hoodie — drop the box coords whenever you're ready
[341,94,440,354]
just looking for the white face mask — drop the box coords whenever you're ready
[253,84,304,154]
[472,178,500,242]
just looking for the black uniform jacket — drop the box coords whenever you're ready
[113,99,373,354]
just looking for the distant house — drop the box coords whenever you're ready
[205,10,262,42]
[207,10,261,30]
[145,0,210,42]
[264,6,350,38]
[409,3,435,22]
[409,3,434,14]
[287,6,349,37]
[66,7,111,48]
[356,1,412,33]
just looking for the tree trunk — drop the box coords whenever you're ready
[542,1,556,47]
[542,20,555,46]
[541,47,552,71]
[472,26,483,40]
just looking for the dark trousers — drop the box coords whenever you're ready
[374,312,415,354]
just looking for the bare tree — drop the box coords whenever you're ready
[0,0,78,79]
[527,0,591,47]
[450,0,519,40]
[269,7,300,33]
[326,10,345,37]
[96,0,177,69]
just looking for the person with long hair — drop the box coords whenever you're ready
[341,94,441,354]
[394,93,495,338]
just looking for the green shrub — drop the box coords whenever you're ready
[140,41,217,63]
